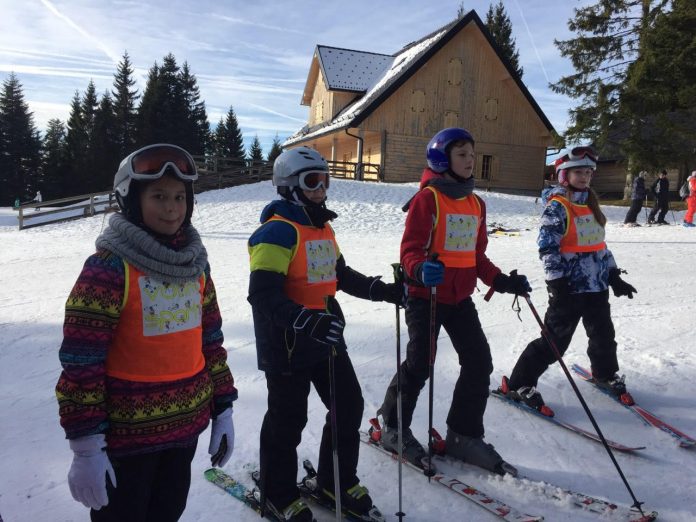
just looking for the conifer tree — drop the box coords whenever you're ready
[213,106,245,159]
[180,62,209,155]
[267,134,283,163]
[42,118,68,199]
[0,73,42,205]
[247,135,264,162]
[64,91,89,195]
[137,63,160,147]
[112,51,139,158]
[485,1,523,78]
[91,93,120,191]
[551,0,665,147]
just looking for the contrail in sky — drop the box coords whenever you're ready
[513,0,550,84]
[39,0,120,65]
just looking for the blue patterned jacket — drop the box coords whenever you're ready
[538,186,617,294]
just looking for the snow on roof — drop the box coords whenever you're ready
[317,46,393,92]
[285,28,448,146]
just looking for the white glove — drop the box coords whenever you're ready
[68,434,116,510]
[208,407,234,467]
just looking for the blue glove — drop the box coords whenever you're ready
[418,260,445,287]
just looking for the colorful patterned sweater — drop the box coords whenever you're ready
[56,248,236,457]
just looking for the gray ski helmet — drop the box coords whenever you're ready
[273,147,329,188]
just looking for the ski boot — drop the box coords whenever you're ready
[445,427,517,477]
[499,376,554,417]
[594,373,634,405]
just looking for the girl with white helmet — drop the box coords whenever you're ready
[56,144,236,521]
[499,147,637,415]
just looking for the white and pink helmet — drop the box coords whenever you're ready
[554,146,598,185]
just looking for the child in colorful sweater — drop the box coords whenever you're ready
[56,144,236,521]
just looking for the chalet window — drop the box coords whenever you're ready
[447,58,462,86]
[444,110,459,128]
[480,155,493,180]
[484,98,498,121]
[410,89,425,112]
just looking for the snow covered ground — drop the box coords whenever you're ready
[1,179,695,521]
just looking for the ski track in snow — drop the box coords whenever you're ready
[1,179,695,521]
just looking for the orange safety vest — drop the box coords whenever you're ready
[426,186,481,268]
[269,216,338,310]
[550,195,607,253]
[106,262,205,382]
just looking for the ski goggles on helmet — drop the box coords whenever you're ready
[298,170,330,191]
[566,146,598,163]
[120,144,198,183]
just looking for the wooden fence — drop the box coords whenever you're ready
[17,191,118,230]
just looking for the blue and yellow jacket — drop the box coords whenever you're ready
[248,199,379,373]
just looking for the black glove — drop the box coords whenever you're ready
[292,308,345,345]
[492,270,532,296]
[608,269,637,299]
[369,278,405,306]
[546,277,571,301]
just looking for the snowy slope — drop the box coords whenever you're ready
[1,179,695,521]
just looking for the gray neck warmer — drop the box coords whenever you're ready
[96,213,208,282]
[426,175,475,198]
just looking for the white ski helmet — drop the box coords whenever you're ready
[273,147,329,187]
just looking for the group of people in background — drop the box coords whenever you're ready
[623,169,696,227]
[60,128,696,522]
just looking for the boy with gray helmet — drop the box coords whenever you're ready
[248,147,400,521]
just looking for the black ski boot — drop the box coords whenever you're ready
[594,373,634,405]
[445,427,517,476]
[381,425,433,471]
[500,376,555,417]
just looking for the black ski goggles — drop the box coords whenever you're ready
[122,144,198,182]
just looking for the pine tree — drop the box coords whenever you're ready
[267,134,283,163]
[551,0,664,147]
[0,73,42,205]
[457,3,467,18]
[137,62,160,147]
[91,92,120,191]
[620,0,696,174]
[42,118,68,199]
[485,1,523,78]
[213,106,245,159]
[247,135,264,162]
[112,51,139,158]
[64,91,89,195]
[180,62,209,155]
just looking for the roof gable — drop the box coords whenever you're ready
[287,10,554,146]
[317,46,393,92]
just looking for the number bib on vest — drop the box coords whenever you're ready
[139,276,202,336]
[306,240,337,283]
[444,214,479,252]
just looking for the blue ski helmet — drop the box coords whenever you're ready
[426,128,475,173]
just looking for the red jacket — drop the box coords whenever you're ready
[402,169,501,304]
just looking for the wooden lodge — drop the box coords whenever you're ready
[284,10,555,194]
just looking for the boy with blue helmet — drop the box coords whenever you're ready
[377,128,530,475]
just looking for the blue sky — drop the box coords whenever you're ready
[0,0,590,155]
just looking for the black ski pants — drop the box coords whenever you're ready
[508,290,618,390]
[648,197,669,223]
[259,349,363,510]
[379,296,493,438]
[91,444,197,522]
[623,199,644,223]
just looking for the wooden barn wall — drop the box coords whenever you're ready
[308,71,359,125]
[356,23,551,191]
[592,162,630,195]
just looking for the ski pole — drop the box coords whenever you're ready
[324,296,341,521]
[426,253,439,481]
[521,294,648,516]
[391,263,405,522]
[328,345,342,521]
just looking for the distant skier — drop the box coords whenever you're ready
[56,144,236,521]
[647,170,669,225]
[499,147,637,414]
[33,190,42,211]
[683,171,696,227]
[623,171,646,226]
[247,147,401,521]
[376,128,530,476]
